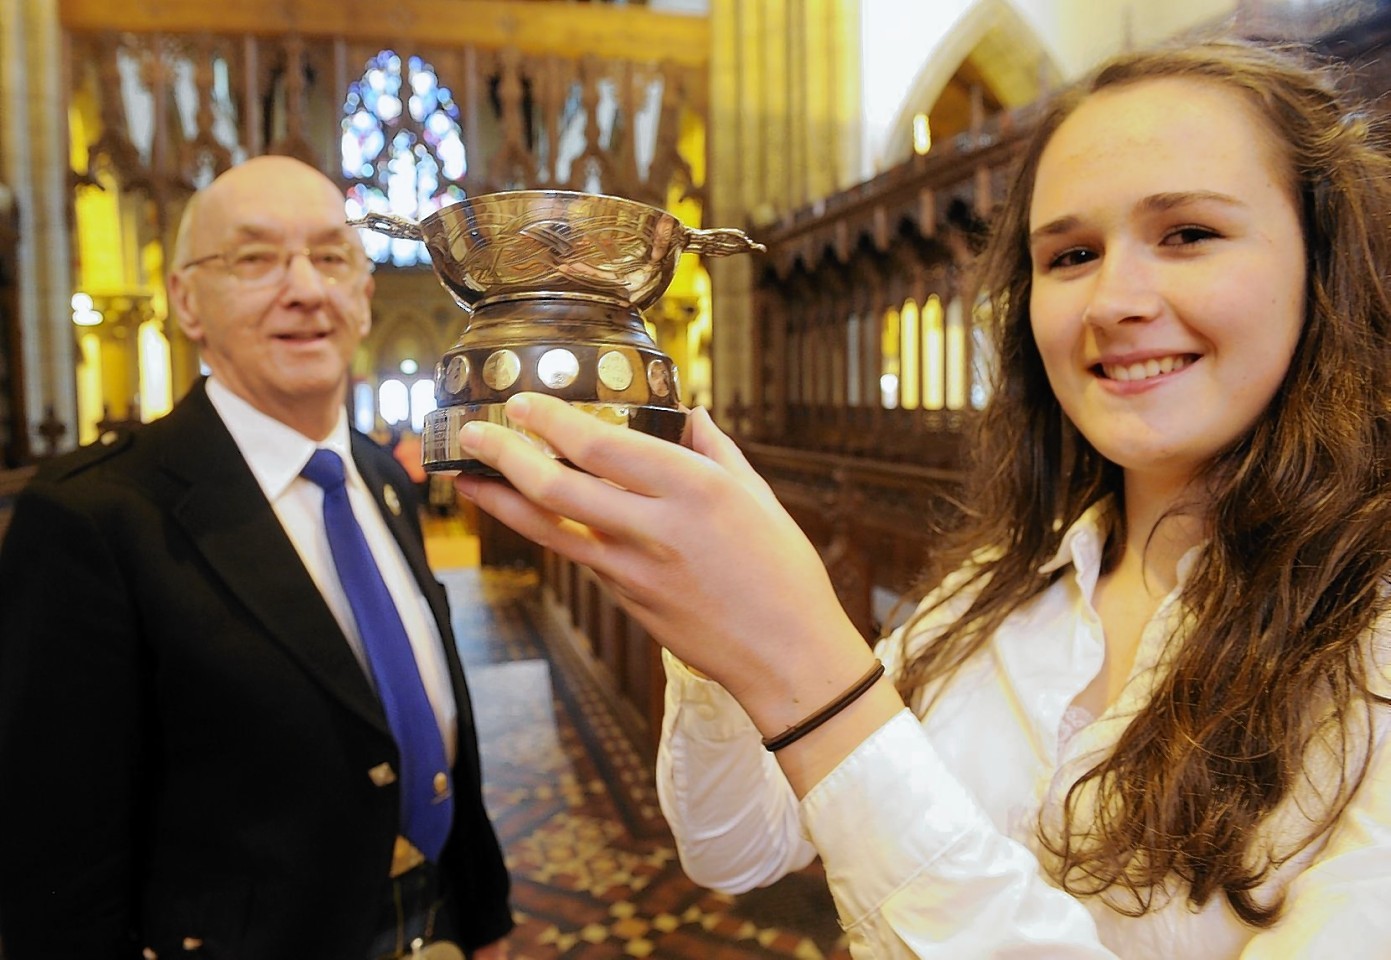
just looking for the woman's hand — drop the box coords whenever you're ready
[452,394,876,735]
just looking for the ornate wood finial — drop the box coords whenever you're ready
[36,405,67,457]
[267,35,317,165]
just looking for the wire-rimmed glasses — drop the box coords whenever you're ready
[179,242,369,286]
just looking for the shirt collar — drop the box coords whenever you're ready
[205,376,353,500]
[1035,495,1205,587]
[1037,498,1114,577]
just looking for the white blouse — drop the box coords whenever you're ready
[656,502,1391,958]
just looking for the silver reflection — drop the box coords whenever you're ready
[537,348,581,389]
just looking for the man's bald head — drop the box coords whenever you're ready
[172,156,352,270]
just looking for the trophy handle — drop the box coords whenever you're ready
[348,212,425,241]
[682,226,766,258]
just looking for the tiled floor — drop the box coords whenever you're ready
[442,565,853,960]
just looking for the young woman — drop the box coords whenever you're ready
[453,40,1391,958]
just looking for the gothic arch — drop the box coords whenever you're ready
[365,309,445,376]
[879,0,1060,168]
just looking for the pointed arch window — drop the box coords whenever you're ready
[341,51,468,267]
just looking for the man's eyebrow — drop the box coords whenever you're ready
[1028,191,1247,247]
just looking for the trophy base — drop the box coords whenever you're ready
[422,402,687,476]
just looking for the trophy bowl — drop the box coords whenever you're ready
[354,191,764,475]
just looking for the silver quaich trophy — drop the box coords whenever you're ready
[353,190,764,475]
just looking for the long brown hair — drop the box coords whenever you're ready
[895,39,1391,925]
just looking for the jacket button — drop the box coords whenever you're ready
[368,762,397,786]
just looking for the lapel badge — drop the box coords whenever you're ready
[368,762,397,787]
[383,484,402,516]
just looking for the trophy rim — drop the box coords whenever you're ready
[415,189,688,311]
[416,188,680,230]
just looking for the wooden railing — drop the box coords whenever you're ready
[537,549,665,757]
[732,107,1033,462]
[741,443,967,639]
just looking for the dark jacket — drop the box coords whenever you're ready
[0,382,513,959]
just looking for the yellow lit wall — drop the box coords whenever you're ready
[73,180,126,293]
[881,306,900,409]
[77,333,103,445]
[882,294,956,412]
[143,241,167,320]
[71,102,138,436]
[683,263,713,410]
[945,295,967,410]
[70,105,127,295]
[663,107,712,409]
[899,299,920,410]
[922,294,944,410]
[138,320,173,421]
[141,240,174,419]
[100,334,134,422]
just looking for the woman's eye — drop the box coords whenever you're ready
[1046,247,1097,270]
[1161,225,1220,246]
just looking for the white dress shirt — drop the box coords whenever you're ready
[207,377,457,761]
[657,500,1391,958]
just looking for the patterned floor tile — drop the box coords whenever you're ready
[440,568,852,960]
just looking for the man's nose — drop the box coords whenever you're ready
[280,251,329,304]
[1081,248,1162,328]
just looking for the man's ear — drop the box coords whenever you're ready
[167,270,204,343]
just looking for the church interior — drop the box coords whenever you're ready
[2,0,1389,956]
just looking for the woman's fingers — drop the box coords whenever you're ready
[455,410,649,544]
[454,472,616,572]
[499,394,720,500]
[685,407,778,503]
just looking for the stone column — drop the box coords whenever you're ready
[1,0,77,454]
[706,0,860,424]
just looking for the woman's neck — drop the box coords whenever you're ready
[1117,470,1207,594]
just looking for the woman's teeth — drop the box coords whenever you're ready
[1101,355,1192,382]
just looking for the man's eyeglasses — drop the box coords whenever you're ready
[178,242,368,286]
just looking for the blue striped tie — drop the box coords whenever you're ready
[301,449,453,861]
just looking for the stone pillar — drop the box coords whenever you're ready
[1,0,77,454]
[706,0,860,424]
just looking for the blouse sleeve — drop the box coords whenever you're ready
[657,651,1115,957]
[655,650,818,892]
[800,711,1117,958]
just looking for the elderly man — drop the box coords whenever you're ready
[0,156,513,959]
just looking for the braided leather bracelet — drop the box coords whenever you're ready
[761,659,886,752]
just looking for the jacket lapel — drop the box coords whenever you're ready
[160,384,390,738]
[351,433,451,638]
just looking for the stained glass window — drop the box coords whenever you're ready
[341,51,467,267]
